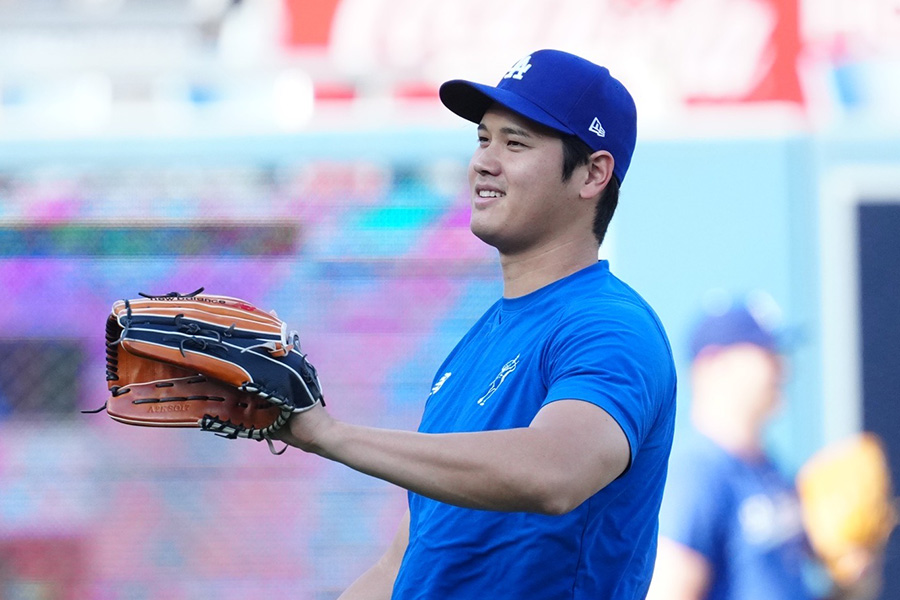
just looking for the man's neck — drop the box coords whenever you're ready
[499,239,599,298]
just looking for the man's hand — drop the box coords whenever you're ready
[338,511,409,600]
[646,537,712,600]
[272,403,337,454]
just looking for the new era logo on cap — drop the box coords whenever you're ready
[438,49,638,184]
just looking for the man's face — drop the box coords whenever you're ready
[467,105,585,255]
[695,343,785,420]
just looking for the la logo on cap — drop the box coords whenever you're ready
[438,49,637,183]
[504,55,532,80]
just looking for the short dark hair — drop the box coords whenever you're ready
[560,134,620,247]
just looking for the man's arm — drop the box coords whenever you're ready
[646,537,712,600]
[338,510,409,600]
[278,398,630,515]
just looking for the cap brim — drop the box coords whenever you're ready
[439,79,572,136]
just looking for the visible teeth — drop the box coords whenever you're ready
[478,190,504,198]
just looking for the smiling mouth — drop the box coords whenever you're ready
[477,190,505,198]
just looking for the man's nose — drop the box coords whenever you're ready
[471,144,501,176]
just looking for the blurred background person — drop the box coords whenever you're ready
[647,293,891,600]
[647,294,815,600]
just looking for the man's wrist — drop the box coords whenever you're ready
[284,405,339,456]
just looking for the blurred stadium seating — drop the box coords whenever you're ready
[0,0,898,598]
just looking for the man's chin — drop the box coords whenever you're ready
[471,224,522,256]
[470,222,499,248]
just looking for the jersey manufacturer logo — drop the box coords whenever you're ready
[589,117,606,137]
[503,56,532,80]
[430,372,452,396]
[477,354,520,406]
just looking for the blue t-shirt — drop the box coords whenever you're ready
[392,261,677,600]
[658,430,817,600]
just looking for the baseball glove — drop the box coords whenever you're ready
[93,288,324,452]
[796,432,897,588]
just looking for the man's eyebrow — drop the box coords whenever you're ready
[476,123,534,138]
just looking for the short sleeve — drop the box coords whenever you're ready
[541,300,675,465]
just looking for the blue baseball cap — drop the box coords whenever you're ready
[688,297,782,361]
[439,49,638,184]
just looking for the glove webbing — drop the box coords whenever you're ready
[200,411,292,455]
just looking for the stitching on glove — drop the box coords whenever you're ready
[138,288,204,299]
[198,412,291,455]
[171,335,229,358]
[133,395,227,404]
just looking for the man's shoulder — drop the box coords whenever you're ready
[564,263,665,325]
[553,286,672,355]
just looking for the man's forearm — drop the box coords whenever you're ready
[312,421,562,512]
[282,401,628,514]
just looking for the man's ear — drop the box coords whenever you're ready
[579,151,615,200]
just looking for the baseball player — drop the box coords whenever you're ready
[277,49,677,599]
[647,298,894,600]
